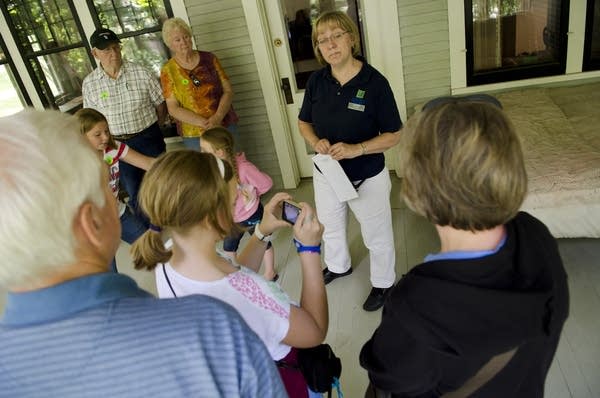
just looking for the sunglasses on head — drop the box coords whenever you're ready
[422,94,502,112]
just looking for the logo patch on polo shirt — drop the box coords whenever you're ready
[348,89,366,112]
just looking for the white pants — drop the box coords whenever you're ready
[313,167,396,288]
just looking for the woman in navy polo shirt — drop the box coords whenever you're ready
[298,10,402,312]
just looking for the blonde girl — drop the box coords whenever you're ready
[131,150,327,397]
[200,127,277,281]
[75,108,154,271]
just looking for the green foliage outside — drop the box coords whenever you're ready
[4,0,170,107]
[473,0,523,20]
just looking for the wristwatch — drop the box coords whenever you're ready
[254,223,272,242]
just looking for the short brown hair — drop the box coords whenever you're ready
[131,150,237,270]
[312,11,361,66]
[400,101,528,231]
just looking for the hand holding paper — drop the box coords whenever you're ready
[312,154,359,202]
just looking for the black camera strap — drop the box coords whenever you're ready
[162,264,178,298]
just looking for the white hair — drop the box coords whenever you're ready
[161,17,192,48]
[0,109,105,288]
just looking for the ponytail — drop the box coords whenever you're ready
[131,229,172,270]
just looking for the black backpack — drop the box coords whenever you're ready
[297,344,342,396]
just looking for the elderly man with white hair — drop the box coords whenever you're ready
[83,27,167,219]
[0,109,285,398]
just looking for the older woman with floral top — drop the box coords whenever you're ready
[160,17,239,149]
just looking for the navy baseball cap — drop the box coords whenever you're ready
[90,28,121,50]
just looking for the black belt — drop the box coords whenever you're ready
[114,122,160,141]
[113,131,143,141]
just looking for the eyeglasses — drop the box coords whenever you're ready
[316,31,348,46]
[189,73,201,87]
[422,94,502,112]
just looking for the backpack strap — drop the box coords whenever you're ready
[364,348,517,398]
[441,347,517,398]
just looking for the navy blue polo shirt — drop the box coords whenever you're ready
[299,60,402,181]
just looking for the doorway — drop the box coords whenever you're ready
[263,0,365,177]
[242,0,406,184]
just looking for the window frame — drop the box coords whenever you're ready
[0,33,32,108]
[85,0,174,73]
[583,0,600,71]
[464,0,571,86]
[0,0,93,109]
[0,0,180,111]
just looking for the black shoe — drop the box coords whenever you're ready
[322,267,353,285]
[363,287,391,311]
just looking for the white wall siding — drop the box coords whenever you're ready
[185,0,283,188]
[397,0,451,113]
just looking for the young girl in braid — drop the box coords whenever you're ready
[200,127,277,281]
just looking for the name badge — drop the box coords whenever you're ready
[347,102,365,112]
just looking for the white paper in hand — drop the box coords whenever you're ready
[312,154,359,202]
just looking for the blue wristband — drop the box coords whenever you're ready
[293,238,321,254]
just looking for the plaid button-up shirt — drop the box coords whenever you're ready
[83,61,164,137]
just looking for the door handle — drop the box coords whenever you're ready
[281,77,293,105]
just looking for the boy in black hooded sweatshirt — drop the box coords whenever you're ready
[360,95,569,397]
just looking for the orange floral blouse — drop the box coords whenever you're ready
[160,50,238,137]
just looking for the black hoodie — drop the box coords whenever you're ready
[360,212,569,397]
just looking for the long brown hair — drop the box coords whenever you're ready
[131,150,238,270]
[202,127,239,181]
[74,108,117,150]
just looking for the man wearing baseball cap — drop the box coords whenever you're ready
[89,28,121,49]
[83,27,167,220]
